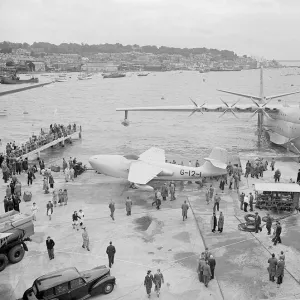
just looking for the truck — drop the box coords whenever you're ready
[0,210,34,272]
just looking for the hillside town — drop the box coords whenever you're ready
[0,41,281,73]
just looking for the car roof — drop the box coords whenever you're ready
[35,267,81,291]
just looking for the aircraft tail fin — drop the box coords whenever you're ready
[204,147,228,170]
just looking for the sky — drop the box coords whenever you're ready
[0,0,299,60]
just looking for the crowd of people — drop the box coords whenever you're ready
[0,123,78,183]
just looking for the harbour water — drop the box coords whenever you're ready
[1,69,300,166]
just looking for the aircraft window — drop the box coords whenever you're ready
[124,154,139,160]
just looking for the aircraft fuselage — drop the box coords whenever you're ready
[89,155,227,182]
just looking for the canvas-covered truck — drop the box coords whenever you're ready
[0,210,34,272]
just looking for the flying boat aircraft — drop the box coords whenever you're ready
[89,147,228,191]
[116,67,300,154]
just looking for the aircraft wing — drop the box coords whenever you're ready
[117,105,198,112]
[128,161,163,184]
[266,91,300,100]
[0,82,53,97]
[217,89,261,100]
[139,147,165,163]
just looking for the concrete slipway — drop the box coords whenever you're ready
[0,158,300,300]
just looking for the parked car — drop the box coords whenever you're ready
[21,265,116,300]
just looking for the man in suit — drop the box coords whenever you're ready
[106,241,116,268]
[203,260,212,287]
[208,255,216,280]
[273,221,282,245]
[255,212,262,233]
[266,213,273,235]
[197,253,206,283]
[46,236,55,260]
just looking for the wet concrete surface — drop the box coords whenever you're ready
[1,158,300,299]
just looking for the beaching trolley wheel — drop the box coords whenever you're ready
[244,214,256,225]
[0,254,8,272]
[8,245,25,264]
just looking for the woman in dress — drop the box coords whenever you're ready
[52,189,58,207]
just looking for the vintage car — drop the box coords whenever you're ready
[21,265,116,300]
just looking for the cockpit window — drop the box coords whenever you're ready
[124,154,139,160]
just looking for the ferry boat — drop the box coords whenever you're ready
[103,72,126,79]
[210,66,242,72]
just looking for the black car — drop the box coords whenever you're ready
[22,265,116,300]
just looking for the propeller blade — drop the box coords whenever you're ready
[250,98,260,107]
[189,97,198,107]
[248,110,258,120]
[231,98,241,107]
[262,98,273,107]
[262,110,271,119]
[200,102,206,108]
[218,109,228,118]
[230,110,239,118]
[220,98,229,107]
[189,110,197,117]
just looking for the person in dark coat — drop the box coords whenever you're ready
[276,257,285,287]
[266,213,273,235]
[46,236,55,260]
[13,195,21,212]
[268,253,277,282]
[49,174,54,189]
[249,193,254,212]
[27,170,33,186]
[297,169,300,183]
[22,158,28,172]
[211,212,217,233]
[255,212,262,233]
[4,196,9,212]
[10,180,15,195]
[273,221,282,245]
[208,255,216,279]
[219,178,225,192]
[7,198,14,211]
[181,200,189,221]
[144,270,154,298]
[106,241,116,268]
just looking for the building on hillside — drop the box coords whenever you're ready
[82,62,118,72]
[33,61,45,72]
[52,62,68,71]
[30,48,44,54]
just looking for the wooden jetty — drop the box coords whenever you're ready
[18,126,82,160]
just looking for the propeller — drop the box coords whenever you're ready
[218,98,240,118]
[248,98,272,120]
[189,98,206,116]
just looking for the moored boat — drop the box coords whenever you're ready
[137,72,149,76]
[103,72,126,79]
[1,77,39,84]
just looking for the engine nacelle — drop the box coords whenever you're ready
[132,183,154,192]
[158,169,174,176]
[121,119,130,127]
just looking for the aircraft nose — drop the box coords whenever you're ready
[88,155,117,174]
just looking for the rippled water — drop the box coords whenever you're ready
[1,69,299,166]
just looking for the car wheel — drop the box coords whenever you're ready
[8,245,25,264]
[103,283,114,294]
[0,254,8,272]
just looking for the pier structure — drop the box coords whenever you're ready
[3,125,82,160]
[19,126,82,160]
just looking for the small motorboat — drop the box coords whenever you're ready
[1,77,39,84]
[55,76,68,82]
[103,72,126,79]
[137,72,149,77]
